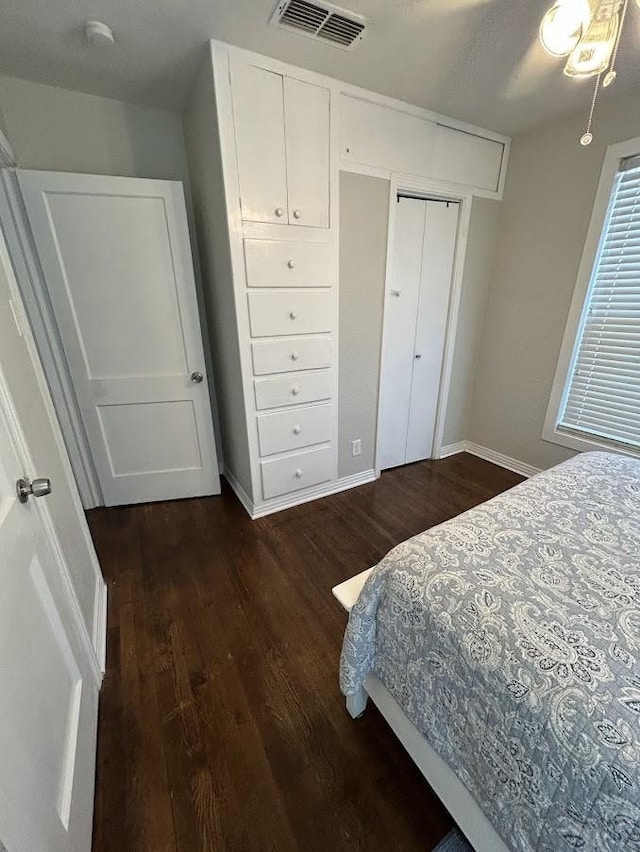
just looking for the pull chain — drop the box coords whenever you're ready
[580,72,602,146]
[604,0,629,88]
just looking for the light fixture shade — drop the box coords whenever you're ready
[540,0,590,56]
[564,2,620,76]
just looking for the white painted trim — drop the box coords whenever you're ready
[464,442,541,478]
[374,177,472,477]
[225,467,377,518]
[543,135,640,459]
[436,440,541,478]
[437,441,466,458]
[92,576,108,677]
[0,230,105,685]
[0,129,15,167]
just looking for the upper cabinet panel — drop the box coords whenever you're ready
[340,93,507,197]
[230,61,288,224]
[432,125,505,193]
[341,96,435,176]
[284,78,330,228]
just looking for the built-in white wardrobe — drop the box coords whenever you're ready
[184,40,510,518]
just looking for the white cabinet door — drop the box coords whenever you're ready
[0,230,101,852]
[17,170,220,507]
[377,198,424,470]
[378,197,458,470]
[284,77,330,228]
[405,201,458,463]
[231,62,288,224]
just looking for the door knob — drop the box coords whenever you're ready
[415,354,422,360]
[287,259,296,269]
[391,289,402,297]
[17,477,52,503]
[191,371,204,383]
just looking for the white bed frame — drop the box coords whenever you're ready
[333,569,510,852]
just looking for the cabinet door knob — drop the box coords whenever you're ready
[293,209,302,219]
[290,351,299,361]
[291,386,301,396]
[391,289,402,297]
[415,353,422,360]
[191,371,204,383]
[293,425,302,435]
[287,259,296,269]
[289,310,298,320]
[275,207,285,217]
[295,468,303,478]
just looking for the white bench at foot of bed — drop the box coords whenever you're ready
[332,570,511,852]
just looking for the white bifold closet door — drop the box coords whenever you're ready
[17,170,220,507]
[378,196,458,470]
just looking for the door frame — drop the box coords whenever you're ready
[0,169,103,508]
[374,174,472,477]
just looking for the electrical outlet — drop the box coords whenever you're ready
[351,439,362,457]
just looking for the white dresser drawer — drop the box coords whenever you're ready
[248,290,332,337]
[244,239,333,287]
[251,336,332,375]
[261,445,333,499]
[257,403,332,456]
[254,370,332,410]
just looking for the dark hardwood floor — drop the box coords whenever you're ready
[89,453,522,852]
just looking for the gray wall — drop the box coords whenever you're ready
[442,196,500,446]
[468,86,640,470]
[0,74,191,182]
[338,171,388,476]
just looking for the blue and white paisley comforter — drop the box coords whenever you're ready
[340,452,640,852]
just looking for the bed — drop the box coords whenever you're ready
[336,452,640,852]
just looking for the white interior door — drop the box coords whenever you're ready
[378,196,458,470]
[17,170,220,507]
[231,61,289,224]
[0,241,99,852]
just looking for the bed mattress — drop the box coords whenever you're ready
[340,452,640,852]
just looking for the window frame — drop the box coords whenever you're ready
[543,135,640,458]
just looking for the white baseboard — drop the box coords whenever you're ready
[438,441,541,478]
[438,441,467,459]
[92,578,108,679]
[224,468,378,519]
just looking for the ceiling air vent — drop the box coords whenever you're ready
[270,0,366,50]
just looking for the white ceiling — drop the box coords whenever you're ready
[2,0,640,136]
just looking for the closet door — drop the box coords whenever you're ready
[377,198,424,469]
[284,77,330,228]
[231,62,288,224]
[405,201,458,463]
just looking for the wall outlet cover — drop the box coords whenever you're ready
[351,438,361,456]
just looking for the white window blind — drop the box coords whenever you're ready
[559,157,640,450]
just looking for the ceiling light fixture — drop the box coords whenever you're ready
[85,20,115,48]
[539,0,636,144]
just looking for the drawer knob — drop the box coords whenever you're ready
[295,468,303,478]
[291,386,301,396]
[290,351,299,361]
[293,209,302,219]
[289,310,298,320]
[293,425,302,435]
[275,207,285,218]
[287,259,296,269]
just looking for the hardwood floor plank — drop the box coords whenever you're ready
[90,454,523,851]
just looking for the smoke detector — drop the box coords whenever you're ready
[85,20,115,47]
[270,0,366,50]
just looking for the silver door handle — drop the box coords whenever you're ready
[415,354,422,359]
[17,477,51,503]
[191,371,204,384]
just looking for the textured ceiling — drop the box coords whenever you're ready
[2,0,640,136]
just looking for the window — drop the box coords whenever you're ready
[544,138,640,456]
